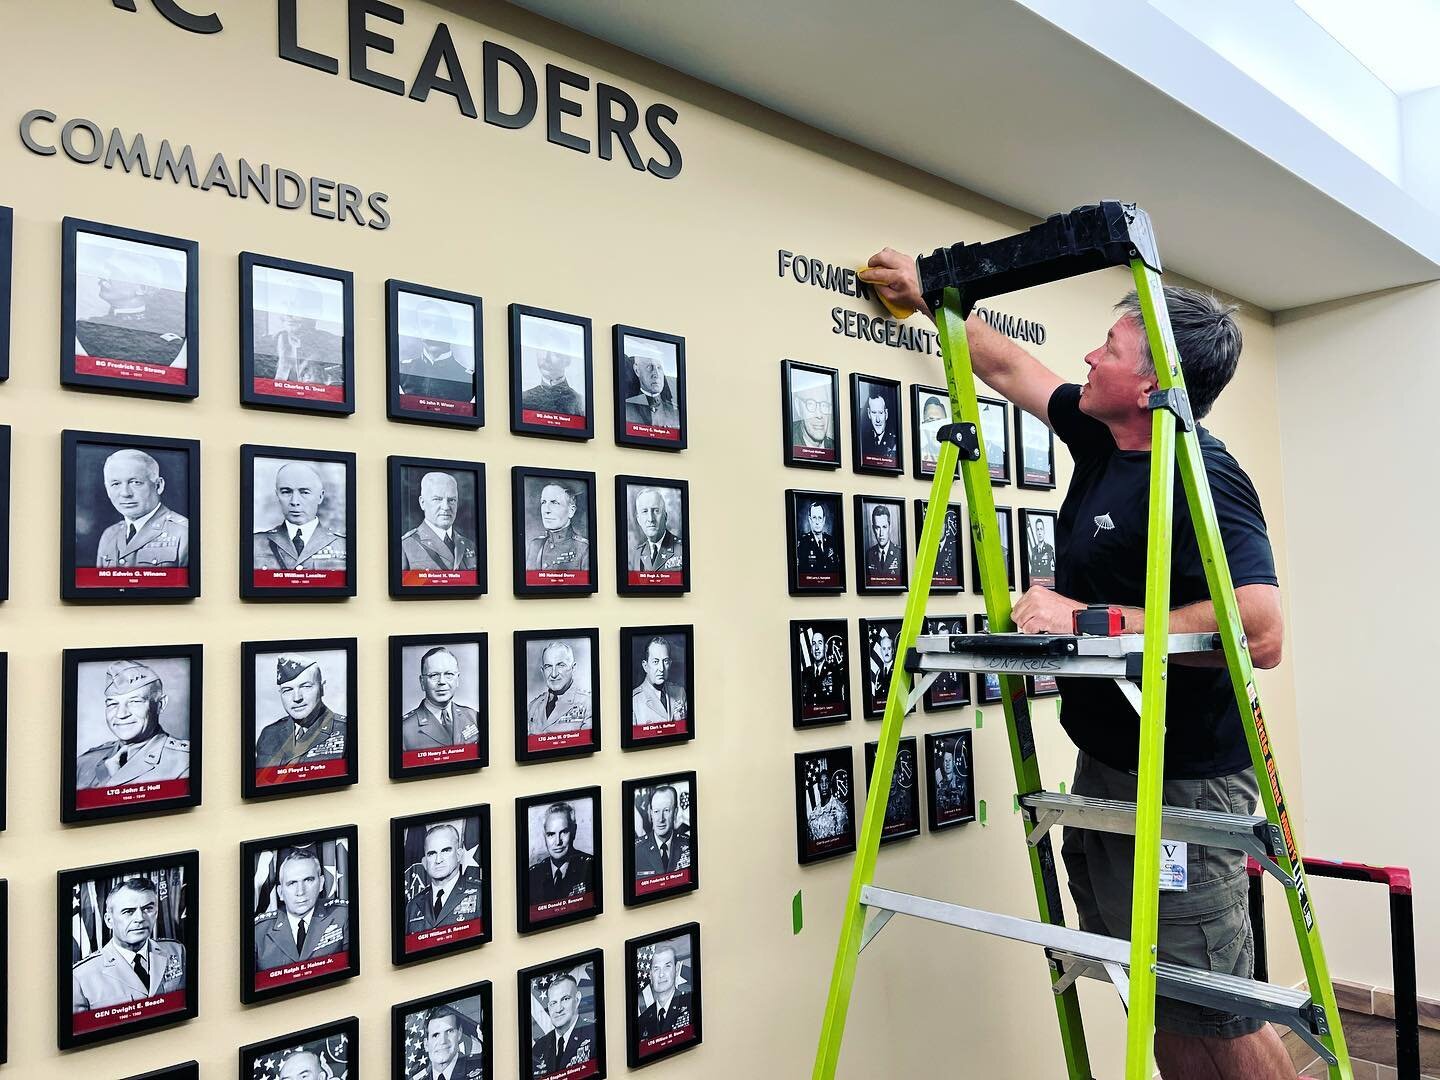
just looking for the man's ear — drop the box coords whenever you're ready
[1135,374,1158,410]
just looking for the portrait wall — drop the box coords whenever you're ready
[511,465,598,596]
[924,728,976,831]
[794,746,857,864]
[854,494,908,593]
[386,278,484,427]
[239,1017,357,1080]
[970,505,1016,592]
[517,949,607,1080]
[864,737,921,843]
[1020,507,1058,591]
[614,324,686,449]
[621,771,698,906]
[615,475,689,594]
[60,218,198,397]
[619,625,694,749]
[515,786,603,933]
[780,359,841,468]
[61,644,202,823]
[910,383,954,480]
[389,804,492,965]
[392,981,492,1080]
[240,252,355,413]
[241,444,355,598]
[241,638,356,798]
[850,372,903,475]
[920,616,970,711]
[387,455,486,597]
[61,429,200,600]
[915,498,964,593]
[625,923,702,1068]
[790,618,850,728]
[1016,407,1057,489]
[388,633,488,779]
[858,617,901,720]
[785,488,846,594]
[978,395,1011,484]
[514,628,599,762]
[510,304,593,439]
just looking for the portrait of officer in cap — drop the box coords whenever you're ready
[392,462,484,595]
[74,660,189,791]
[70,228,190,373]
[618,330,684,444]
[245,643,354,796]
[514,467,597,595]
[71,874,187,1015]
[252,458,349,577]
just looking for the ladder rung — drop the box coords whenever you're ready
[905,631,1221,680]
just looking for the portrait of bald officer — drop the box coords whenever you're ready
[273,1050,333,1080]
[624,339,680,431]
[629,487,684,574]
[402,647,481,752]
[255,655,348,771]
[253,461,348,572]
[525,482,590,572]
[521,346,583,416]
[420,1009,485,1080]
[527,642,592,734]
[93,448,190,570]
[75,660,189,790]
[75,245,187,367]
[526,802,595,903]
[397,300,474,402]
[403,822,484,935]
[253,848,349,973]
[72,876,186,1012]
[400,471,479,573]
[631,637,687,727]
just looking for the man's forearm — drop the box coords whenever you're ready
[963,313,1035,389]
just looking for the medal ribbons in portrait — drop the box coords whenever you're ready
[629,778,694,900]
[630,930,700,1063]
[517,470,594,591]
[396,987,489,1080]
[852,374,901,473]
[926,729,976,830]
[522,634,595,755]
[397,640,486,772]
[622,480,687,590]
[522,954,604,1080]
[788,491,844,592]
[860,619,900,719]
[246,833,354,998]
[241,1019,355,1080]
[627,631,690,743]
[621,333,682,443]
[398,814,487,957]
[249,454,351,590]
[396,464,482,589]
[791,619,849,726]
[858,496,906,591]
[518,790,602,931]
[795,748,857,863]
[251,650,350,790]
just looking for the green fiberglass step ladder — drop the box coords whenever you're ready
[810,202,1351,1080]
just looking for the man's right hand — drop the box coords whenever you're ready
[861,248,930,320]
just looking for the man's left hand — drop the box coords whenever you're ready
[1011,587,1084,634]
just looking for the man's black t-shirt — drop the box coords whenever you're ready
[1047,383,1277,779]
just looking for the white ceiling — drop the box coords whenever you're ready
[503,0,1440,311]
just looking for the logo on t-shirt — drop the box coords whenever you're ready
[1093,512,1114,538]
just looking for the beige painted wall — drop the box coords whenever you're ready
[2,2,1300,1077]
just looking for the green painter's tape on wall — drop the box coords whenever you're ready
[792,890,803,935]
[979,799,987,825]
[975,710,983,728]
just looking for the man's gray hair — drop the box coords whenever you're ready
[1115,286,1242,420]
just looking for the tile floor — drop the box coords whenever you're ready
[1282,1009,1440,1078]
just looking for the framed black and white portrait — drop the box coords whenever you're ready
[241,825,358,1004]
[387,455,486,598]
[625,924,702,1068]
[1027,673,1061,697]
[515,786,603,934]
[970,505,1016,592]
[61,218,199,398]
[392,981,492,1080]
[511,465,598,597]
[619,625,694,749]
[58,849,199,1049]
[911,383,954,480]
[615,475,689,595]
[790,618,850,728]
[241,444,356,598]
[622,772,698,906]
[977,395,1011,484]
[850,372,903,475]
[121,1064,198,1080]
[1016,407,1056,489]
[389,633,488,780]
[62,644,202,823]
[785,488,846,595]
[614,324,686,450]
[975,615,1003,704]
[858,617,901,720]
[915,498,964,594]
[924,728,976,831]
[240,252,354,414]
[386,279,484,428]
[854,494,908,593]
[514,628,599,763]
[864,737,921,843]
[0,205,10,381]
[241,638,356,799]
[390,805,492,965]
[510,304,593,439]
[518,949,607,1080]
[781,359,841,468]
[921,616,970,711]
[240,1017,357,1080]
[794,746,857,864]
[1020,507,1058,591]
[61,430,200,600]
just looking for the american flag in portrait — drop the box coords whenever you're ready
[72,863,187,963]
[401,996,485,1079]
[250,1032,348,1079]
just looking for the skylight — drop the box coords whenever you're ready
[1296,0,1440,96]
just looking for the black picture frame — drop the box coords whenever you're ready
[390,804,492,965]
[517,948,607,1080]
[511,465,599,597]
[864,737,922,843]
[618,625,695,750]
[241,637,357,800]
[239,1016,358,1080]
[1016,406,1057,489]
[386,278,484,428]
[0,426,10,601]
[850,372,904,475]
[121,1064,199,1080]
[853,494,908,594]
[240,443,357,599]
[924,728,976,831]
[515,785,604,934]
[0,880,7,1064]
[613,323,687,450]
[57,849,200,1049]
[621,771,699,907]
[387,455,487,599]
[915,498,964,594]
[978,395,1011,484]
[858,617,901,720]
[794,746,857,864]
[61,429,201,601]
[1027,673,1062,697]
[1019,507,1059,591]
[790,618,850,728]
[60,217,200,398]
[970,505,1016,592]
[0,654,7,833]
[785,488,846,595]
[0,206,10,381]
[910,383,955,480]
[624,923,702,1068]
[975,615,1003,704]
[514,628,600,763]
[61,643,203,824]
[921,615,971,711]
[781,359,842,469]
[615,474,690,596]
[509,303,594,440]
[388,632,489,780]
[239,251,355,415]
[392,980,493,1080]
[240,824,359,1004]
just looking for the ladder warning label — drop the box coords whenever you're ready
[1248,681,1314,931]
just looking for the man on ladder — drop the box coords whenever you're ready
[860,248,1297,1080]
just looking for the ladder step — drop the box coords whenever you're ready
[905,631,1221,680]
